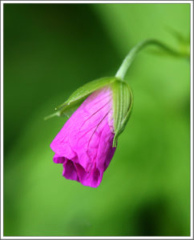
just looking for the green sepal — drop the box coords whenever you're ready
[45,77,118,120]
[111,80,133,147]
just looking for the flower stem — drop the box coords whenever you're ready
[115,39,189,80]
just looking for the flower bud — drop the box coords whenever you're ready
[49,77,133,187]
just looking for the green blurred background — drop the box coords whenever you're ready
[4,3,190,236]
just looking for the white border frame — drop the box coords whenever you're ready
[0,1,193,239]
[0,1,193,3]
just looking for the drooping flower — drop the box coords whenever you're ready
[48,77,133,188]
[50,87,115,188]
[47,37,186,187]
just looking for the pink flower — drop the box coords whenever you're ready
[50,87,116,188]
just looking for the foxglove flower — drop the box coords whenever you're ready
[49,77,133,187]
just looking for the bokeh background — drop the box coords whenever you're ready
[4,3,190,237]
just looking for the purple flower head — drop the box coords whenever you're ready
[50,87,116,188]
[48,77,133,188]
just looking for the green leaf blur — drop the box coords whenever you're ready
[4,3,190,237]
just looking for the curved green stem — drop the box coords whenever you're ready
[115,39,189,80]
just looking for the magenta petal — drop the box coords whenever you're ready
[74,163,102,188]
[62,160,79,181]
[53,153,66,164]
[50,87,116,188]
